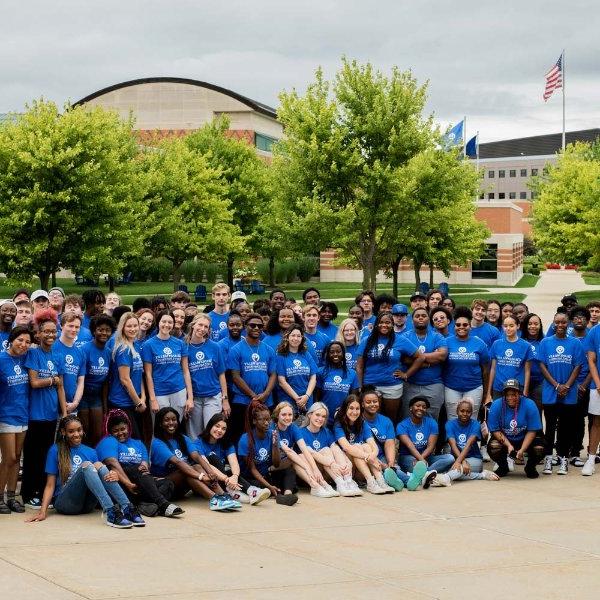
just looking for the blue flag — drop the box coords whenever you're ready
[465,135,477,158]
[443,120,464,148]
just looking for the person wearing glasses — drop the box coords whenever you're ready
[227,313,277,445]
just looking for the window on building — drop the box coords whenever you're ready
[479,193,485,199]
[488,193,495,200]
[531,191,537,199]
[520,169,527,177]
[531,168,538,176]
[499,192,506,199]
[488,170,495,178]
[254,132,277,152]
[519,191,527,199]
[509,169,516,177]
[472,244,498,279]
[499,170,505,178]
[509,192,516,199]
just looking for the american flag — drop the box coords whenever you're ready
[543,54,563,102]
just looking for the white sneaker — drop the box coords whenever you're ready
[247,486,271,505]
[507,456,515,472]
[324,483,340,497]
[480,446,491,463]
[347,479,364,496]
[557,457,568,475]
[481,470,500,481]
[432,473,452,487]
[375,474,395,494]
[311,486,334,498]
[336,480,355,497]
[582,459,596,476]
[542,455,553,475]
[366,477,386,495]
[228,489,251,504]
[422,470,437,489]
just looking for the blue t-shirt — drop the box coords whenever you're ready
[445,418,482,459]
[263,333,283,354]
[108,342,144,407]
[490,337,534,391]
[357,334,418,387]
[25,347,63,421]
[317,322,338,340]
[538,335,584,405]
[584,325,600,390]
[396,416,438,456]
[344,344,360,370]
[80,341,111,391]
[45,443,98,495]
[570,332,590,387]
[487,396,542,442]
[304,331,330,365]
[471,322,501,348]
[295,426,334,452]
[523,337,543,385]
[187,340,225,398]
[217,335,242,362]
[0,331,10,351]
[364,413,395,461]
[74,327,93,349]
[142,335,187,396]
[316,366,359,426]
[404,330,447,385]
[0,351,29,425]
[150,436,196,477]
[226,338,276,406]
[96,435,148,465]
[237,427,273,476]
[208,311,229,342]
[333,420,373,445]
[277,423,301,454]
[443,335,490,392]
[194,438,235,463]
[276,351,317,408]
[53,340,85,403]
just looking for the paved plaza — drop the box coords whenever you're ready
[3,270,600,600]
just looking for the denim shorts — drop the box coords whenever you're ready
[79,388,103,410]
[0,422,28,433]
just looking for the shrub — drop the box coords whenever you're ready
[274,261,287,284]
[147,258,172,281]
[181,260,197,282]
[284,260,298,283]
[205,263,220,283]
[297,256,319,282]
[255,258,271,283]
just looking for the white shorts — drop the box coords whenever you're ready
[589,389,600,416]
[0,422,28,434]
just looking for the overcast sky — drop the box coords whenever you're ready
[2,0,597,142]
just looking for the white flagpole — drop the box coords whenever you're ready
[562,49,566,151]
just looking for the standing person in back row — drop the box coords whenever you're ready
[208,283,230,342]
[470,299,501,349]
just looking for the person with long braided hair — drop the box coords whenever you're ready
[26,415,142,528]
[97,409,183,518]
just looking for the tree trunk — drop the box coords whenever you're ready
[269,255,275,287]
[412,260,421,291]
[38,272,50,290]
[226,255,235,290]
[391,255,401,299]
[172,262,182,292]
[51,271,57,288]
[429,265,434,288]
[108,275,115,292]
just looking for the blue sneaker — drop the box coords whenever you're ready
[123,504,146,527]
[384,468,404,492]
[104,506,133,528]
[221,494,242,510]
[209,495,230,511]
[406,460,428,491]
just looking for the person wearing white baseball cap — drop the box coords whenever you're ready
[30,290,50,313]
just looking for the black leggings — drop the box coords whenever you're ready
[206,455,253,493]
[21,420,56,503]
[120,464,174,507]
[228,403,247,446]
[248,466,297,493]
[543,403,578,457]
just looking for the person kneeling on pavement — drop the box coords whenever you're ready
[487,379,544,478]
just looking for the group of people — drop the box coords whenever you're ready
[0,282,598,529]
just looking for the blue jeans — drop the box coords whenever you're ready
[54,463,130,515]
[397,453,454,475]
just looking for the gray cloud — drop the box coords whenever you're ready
[1,0,597,141]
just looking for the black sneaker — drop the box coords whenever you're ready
[123,504,146,527]
[275,493,298,506]
[137,502,159,517]
[7,498,25,513]
[103,506,133,529]
[0,500,10,515]
[495,460,510,477]
[525,464,539,479]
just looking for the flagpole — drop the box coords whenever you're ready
[562,49,566,151]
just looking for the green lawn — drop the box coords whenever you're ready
[582,273,600,286]
[513,273,540,288]
[571,290,600,304]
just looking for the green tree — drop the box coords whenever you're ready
[185,118,272,288]
[532,141,600,268]
[0,100,147,289]
[275,58,435,290]
[139,137,243,290]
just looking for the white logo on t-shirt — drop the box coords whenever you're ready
[415,432,424,442]
[196,351,205,361]
[98,357,105,367]
[163,347,173,356]
[458,433,467,443]
[505,349,513,358]
[372,427,379,436]
[174,449,183,459]
[311,341,317,348]
[47,360,55,370]
[128,447,136,455]
[345,352,351,361]
[219,322,226,330]
[281,439,290,447]
[2,340,7,350]
[13,365,21,375]
[333,375,342,384]
[65,354,74,365]
[313,440,321,450]
[377,343,385,353]
[258,447,268,459]
[72,454,82,466]
[458,347,467,354]
[293,359,302,368]
[251,353,260,362]
[509,419,518,431]
[556,346,565,355]
[419,345,426,354]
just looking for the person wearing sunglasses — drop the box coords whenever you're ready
[227,313,277,445]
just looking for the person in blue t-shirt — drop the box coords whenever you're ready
[487,379,544,478]
[402,308,448,421]
[444,400,499,482]
[97,409,182,518]
[538,312,584,475]
[185,313,229,439]
[26,415,141,528]
[237,401,297,506]
[135,308,155,348]
[227,313,277,445]
[470,299,501,349]
[316,341,360,427]
[263,308,299,352]
[430,307,453,339]
[333,395,394,495]
[302,305,330,365]
[520,314,545,410]
[276,325,317,415]
[485,315,533,404]
[317,302,339,340]
[22,310,67,509]
[335,318,361,369]
[150,407,238,512]
[196,412,270,505]
[0,300,16,351]
[356,312,423,423]
[218,311,244,362]
[54,314,85,412]
[0,326,33,514]
[396,397,454,489]
[142,310,194,421]
[443,307,490,420]
[208,283,230,342]
[80,315,116,447]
